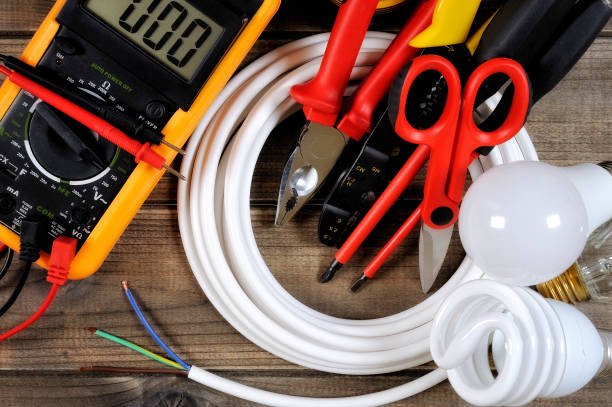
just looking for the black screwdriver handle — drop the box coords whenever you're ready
[471,0,575,109]
[474,0,576,67]
[530,0,612,102]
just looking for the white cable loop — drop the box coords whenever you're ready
[178,32,539,406]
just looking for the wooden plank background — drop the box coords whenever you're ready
[0,0,610,406]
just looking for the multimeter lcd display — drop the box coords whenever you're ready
[84,0,224,80]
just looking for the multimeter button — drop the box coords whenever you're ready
[70,206,91,226]
[54,37,79,56]
[145,101,167,120]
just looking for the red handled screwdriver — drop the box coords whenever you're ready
[0,64,185,180]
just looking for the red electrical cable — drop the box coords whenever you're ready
[0,284,58,342]
[0,236,77,342]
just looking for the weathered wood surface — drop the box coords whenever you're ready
[0,1,610,406]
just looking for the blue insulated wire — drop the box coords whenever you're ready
[123,285,191,370]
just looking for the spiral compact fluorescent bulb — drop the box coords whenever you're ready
[430,279,612,406]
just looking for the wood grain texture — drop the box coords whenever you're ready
[0,0,610,406]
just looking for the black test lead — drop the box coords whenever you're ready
[0,54,185,155]
[35,102,107,170]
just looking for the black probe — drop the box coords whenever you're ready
[35,102,107,170]
[0,54,185,155]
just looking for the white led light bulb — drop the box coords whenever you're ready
[459,161,612,286]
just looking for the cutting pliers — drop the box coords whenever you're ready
[275,0,482,225]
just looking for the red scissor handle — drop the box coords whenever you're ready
[290,0,379,126]
[393,55,462,146]
[446,58,531,204]
[393,55,462,228]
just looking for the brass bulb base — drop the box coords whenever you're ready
[536,264,590,304]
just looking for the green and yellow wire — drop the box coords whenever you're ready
[86,327,186,371]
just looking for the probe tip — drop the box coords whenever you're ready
[163,164,186,181]
[350,275,369,293]
[320,259,343,283]
[161,139,186,155]
[121,281,129,291]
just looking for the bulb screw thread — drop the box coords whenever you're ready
[598,330,612,377]
[536,263,589,304]
[598,161,612,175]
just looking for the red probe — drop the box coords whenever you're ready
[0,65,184,180]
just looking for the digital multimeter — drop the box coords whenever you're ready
[0,0,279,279]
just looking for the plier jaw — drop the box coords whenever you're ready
[275,122,350,226]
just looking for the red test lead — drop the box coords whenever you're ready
[0,65,185,180]
[0,236,77,342]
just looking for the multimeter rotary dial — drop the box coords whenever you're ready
[26,101,118,184]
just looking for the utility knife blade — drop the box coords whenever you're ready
[419,223,453,293]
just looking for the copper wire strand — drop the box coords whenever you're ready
[80,366,188,376]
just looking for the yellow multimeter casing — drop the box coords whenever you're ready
[0,0,280,279]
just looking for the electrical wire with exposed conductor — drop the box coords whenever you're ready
[80,366,188,376]
[122,281,190,371]
[86,327,185,370]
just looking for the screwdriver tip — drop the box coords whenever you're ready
[350,275,369,293]
[163,164,186,181]
[320,258,343,283]
[161,139,186,155]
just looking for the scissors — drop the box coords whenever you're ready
[275,0,484,226]
[320,54,531,291]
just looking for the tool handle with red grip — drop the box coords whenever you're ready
[290,0,379,126]
[335,145,429,265]
[363,204,423,279]
[0,66,166,170]
[337,0,437,141]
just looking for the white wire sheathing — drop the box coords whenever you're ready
[178,33,539,406]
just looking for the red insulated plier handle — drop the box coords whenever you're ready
[337,0,437,141]
[290,0,379,126]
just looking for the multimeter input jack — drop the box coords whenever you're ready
[0,193,16,215]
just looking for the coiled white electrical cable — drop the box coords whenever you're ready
[178,33,539,406]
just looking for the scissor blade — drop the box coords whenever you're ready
[419,223,453,293]
[275,121,350,226]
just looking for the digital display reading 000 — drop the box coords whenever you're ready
[84,0,224,81]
